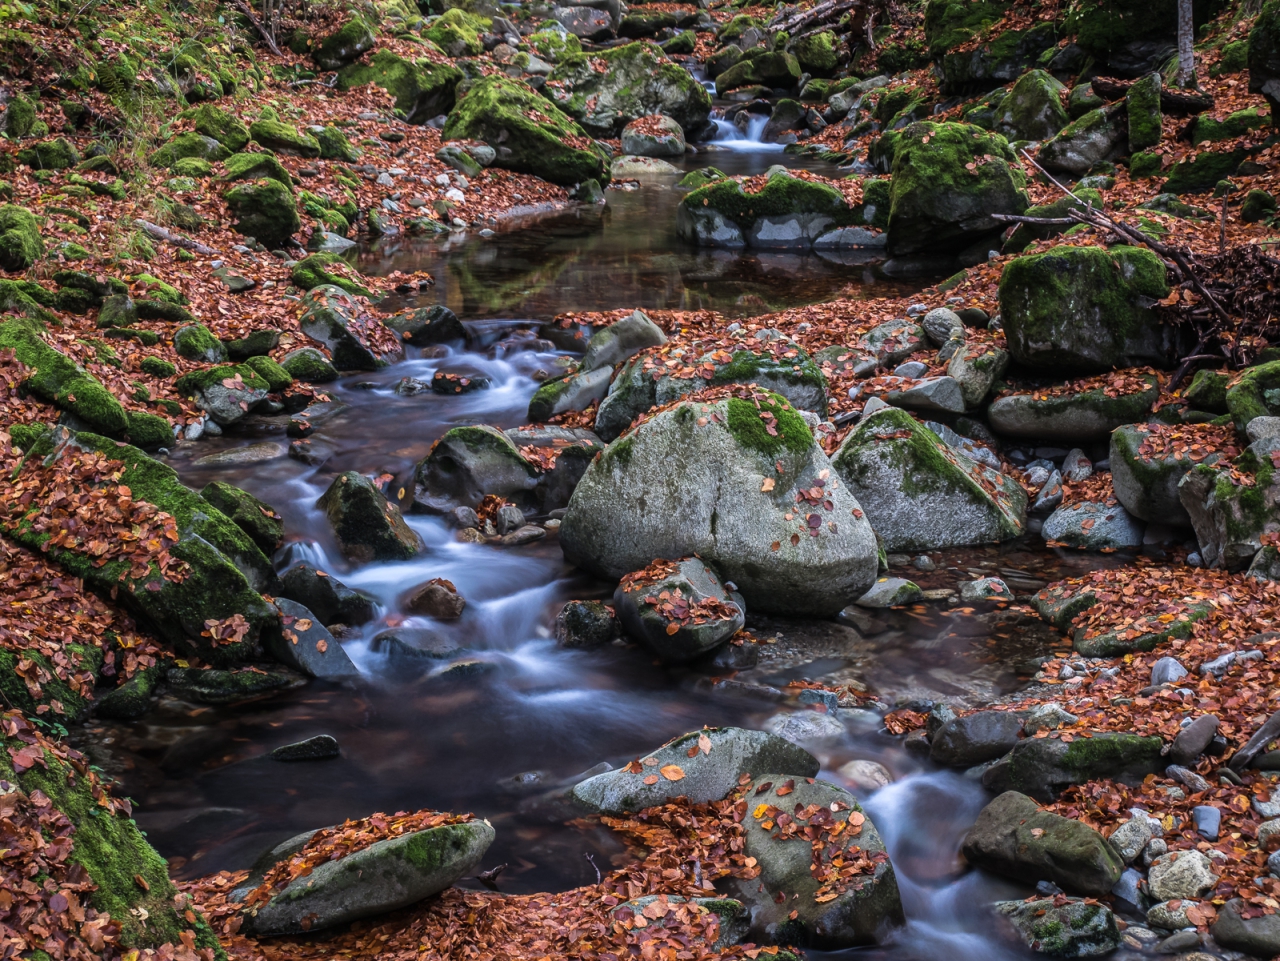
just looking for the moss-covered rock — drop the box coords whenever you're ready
[0,317,128,433]
[16,137,80,170]
[0,644,102,719]
[425,8,487,56]
[149,132,231,168]
[1241,188,1278,223]
[791,30,839,75]
[1038,103,1128,176]
[0,203,43,271]
[249,118,320,157]
[1067,0,1226,67]
[336,50,462,123]
[677,172,858,249]
[714,51,802,96]
[935,19,1058,93]
[224,328,281,360]
[1225,360,1280,429]
[291,252,373,298]
[313,16,376,70]
[1126,72,1163,151]
[1110,423,1226,525]
[995,69,1068,141]
[191,102,250,151]
[173,322,229,362]
[442,74,606,186]
[988,375,1159,441]
[1249,0,1280,115]
[995,897,1120,955]
[224,178,301,249]
[832,406,1026,551]
[125,410,174,450]
[983,730,1165,799]
[999,245,1173,373]
[886,121,1028,259]
[222,150,294,188]
[298,285,383,370]
[318,470,422,562]
[314,124,360,161]
[1002,188,1103,253]
[201,480,284,555]
[528,28,583,61]
[546,42,713,137]
[1162,148,1246,194]
[281,345,339,382]
[243,353,293,392]
[2,93,37,137]
[1180,441,1280,570]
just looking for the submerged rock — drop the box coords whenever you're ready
[279,563,375,627]
[962,791,1123,896]
[930,711,1024,768]
[571,727,819,814]
[722,775,904,948]
[831,408,1026,552]
[243,819,495,936]
[561,390,879,616]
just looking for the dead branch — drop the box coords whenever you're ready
[228,0,283,56]
[1088,76,1215,115]
[989,213,1077,225]
[769,0,860,35]
[134,219,218,256]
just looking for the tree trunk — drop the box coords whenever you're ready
[1176,0,1195,87]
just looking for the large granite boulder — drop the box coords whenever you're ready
[831,407,1026,551]
[677,170,859,251]
[1111,423,1233,526]
[995,69,1069,141]
[995,898,1120,957]
[999,245,1174,373]
[1038,104,1129,175]
[1179,438,1280,570]
[560,390,880,616]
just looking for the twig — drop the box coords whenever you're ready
[1220,197,1228,255]
[133,219,218,256]
[228,0,283,55]
[990,213,1078,225]
[585,852,601,884]
[1019,148,1085,206]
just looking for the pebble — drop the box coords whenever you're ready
[1111,867,1144,905]
[912,555,935,571]
[894,360,928,378]
[375,172,394,186]
[479,228,495,238]
[1155,930,1201,954]
[1192,805,1220,840]
[1269,849,1280,878]
[1151,656,1188,686]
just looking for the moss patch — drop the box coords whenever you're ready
[725,392,813,458]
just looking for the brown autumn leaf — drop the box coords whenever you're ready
[660,765,685,781]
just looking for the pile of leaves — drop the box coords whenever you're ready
[997,368,1160,401]
[241,810,478,913]
[1134,422,1242,463]
[1158,244,1280,367]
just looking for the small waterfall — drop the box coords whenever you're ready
[708,112,784,152]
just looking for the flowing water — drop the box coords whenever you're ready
[74,134,1120,958]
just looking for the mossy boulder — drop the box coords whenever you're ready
[528,28,582,62]
[2,93,36,137]
[291,252,372,298]
[546,41,713,137]
[174,361,271,425]
[1002,188,1104,253]
[1038,103,1128,176]
[1249,0,1280,115]
[0,644,102,719]
[791,30,839,75]
[298,284,384,370]
[441,74,606,186]
[249,118,321,157]
[224,178,301,249]
[1180,441,1280,570]
[886,121,1028,259]
[191,102,250,151]
[714,51,802,96]
[222,150,293,188]
[999,245,1174,373]
[10,427,276,662]
[314,124,360,161]
[1067,0,1227,69]
[995,898,1120,956]
[1162,148,1246,194]
[244,353,292,392]
[150,132,231,168]
[201,480,284,555]
[0,727,223,953]
[281,345,339,382]
[982,731,1165,800]
[173,322,229,362]
[988,375,1159,441]
[313,17,377,70]
[0,203,43,271]
[677,171,858,250]
[1126,72,1163,151]
[318,470,423,562]
[832,407,1026,551]
[336,50,463,123]
[0,317,127,434]
[16,137,80,170]
[561,391,880,616]
[596,339,828,440]
[412,424,539,512]
[1191,107,1271,144]
[1111,423,1228,525]
[934,20,1058,94]
[424,8,487,56]
[995,69,1068,141]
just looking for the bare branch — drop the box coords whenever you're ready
[134,219,218,256]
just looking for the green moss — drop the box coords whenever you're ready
[1061,733,1163,772]
[1066,0,1225,59]
[725,392,812,457]
[605,434,635,467]
[0,645,101,718]
[280,347,337,383]
[223,178,301,249]
[1126,72,1162,151]
[315,125,360,162]
[1185,368,1230,412]
[1226,360,1280,428]
[0,203,44,271]
[0,317,128,434]
[1002,188,1103,252]
[714,51,801,96]
[528,29,582,61]
[791,30,839,75]
[201,480,283,554]
[684,173,856,228]
[173,323,227,362]
[719,14,763,42]
[291,252,372,297]
[1191,107,1270,144]
[4,94,36,136]
[16,138,80,170]
[424,8,488,55]
[1241,189,1277,223]
[125,411,173,449]
[336,50,462,123]
[248,118,320,157]
[191,103,250,151]
[924,0,1009,57]
[222,151,292,188]
[170,156,212,178]
[314,17,376,68]
[1162,149,1246,194]
[243,354,292,391]
[95,667,158,720]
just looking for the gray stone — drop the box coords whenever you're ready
[982,733,1164,801]
[279,563,375,627]
[1038,103,1129,175]
[554,600,618,648]
[994,897,1120,957]
[1169,714,1218,766]
[1043,500,1144,550]
[580,308,666,372]
[193,442,285,468]
[570,727,819,814]
[763,709,847,745]
[1111,866,1144,904]
[882,375,966,413]
[243,819,494,936]
[1111,423,1220,526]
[988,383,1160,442]
[855,576,923,608]
[721,775,903,948]
[1151,656,1188,686]
[298,285,383,371]
[1247,416,1280,442]
[1108,817,1154,864]
[959,576,1012,602]
[931,711,1024,767]
[383,304,465,346]
[413,425,538,512]
[922,307,963,346]
[620,114,685,157]
[614,557,744,663]
[947,343,1009,408]
[963,791,1123,896]
[1061,449,1092,483]
[561,392,880,616]
[1024,703,1078,734]
[1147,849,1218,901]
[1146,899,1190,929]
[264,598,361,680]
[307,231,357,253]
[528,365,613,422]
[1212,898,1280,957]
[1192,804,1220,840]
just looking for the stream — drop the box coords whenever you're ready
[76,133,1115,959]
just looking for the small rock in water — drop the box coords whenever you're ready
[1155,930,1201,954]
[271,734,340,761]
[797,688,840,711]
[555,600,618,649]
[495,504,526,535]
[855,576,923,608]
[500,525,546,546]
[403,578,466,620]
[837,758,893,790]
[451,506,481,529]
[764,709,847,745]
[959,577,1010,602]
[913,554,936,571]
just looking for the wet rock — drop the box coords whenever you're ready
[885,121,1028,261]
[678,171,858,251]
[571,727,819,814]
[383,304,466,346]
[554,600,619,648]
[243,819,495,936]
[988,378,1160,442]
[855,576,923,608]
[561,391,879,616]
[931,711,1024,768]
[995,69,1069,142]
[722,775,903,948]
[402,577,466,620]
[1192,804,1220,840]
[1147,850,1218,901]
[280,563,375,627]
[1179,436,1280,571]
[413,425,538,512]
[166,666,307,705]
[1214,898,1280,956]
[959,576,1012,602]
[298,285,383,371]
[994,897,1120,957]
[982,732,1164,801]
[280,347,339,384]
[620,114,686,157]
[580,308,666,372]
[527,365,612,422]
[614,557,744,664]
[502,425,605,512]
[963,791,1123,896]
[837,759,893,790]
[264,597,361,680]
[271,734,341,761]
[1043,500,1145,550]
[1146,899,1190,929]
[318,471,423,562]
[95,668,159,721]
[431,367,492,394]
[200,480,283,556]
[831,407,1026,552]
[921,307,963,346]
[764,709,847,746]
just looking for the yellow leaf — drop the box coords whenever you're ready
[753,804,769,819]
[660,764,685,781]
